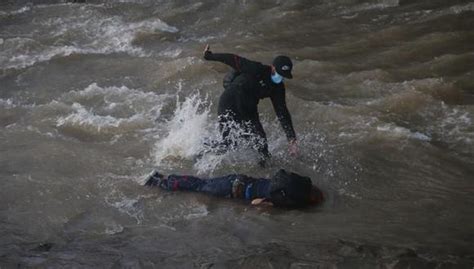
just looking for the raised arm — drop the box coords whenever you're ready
[203,44,265,75]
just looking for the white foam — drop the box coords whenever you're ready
[56,83,167,137]
[68,83,164,114]
[0,6,178,70]
[104,222,124,235]
[448,2,474,14]
[159,199,209,224]
[0,6,31,17]
[183,205,209,220]
[0,98,15,108]
[105,194,144,224]
[406,3,474,24]
[12,6,31,15]
[85,17,178,56]
[376,124,431,141]
[2,41,81,70]
[337,0,399,15]
[159,48,183,58]
[437,106,473,146]
[57,102,147,133]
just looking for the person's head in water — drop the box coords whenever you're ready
[309,186,324,205]
[271,55,293,84]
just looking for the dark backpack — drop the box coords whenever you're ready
[270,169,313,208]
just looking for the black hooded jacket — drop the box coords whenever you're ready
[204,52,296,141]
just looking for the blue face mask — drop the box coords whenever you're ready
[271,72,283,84]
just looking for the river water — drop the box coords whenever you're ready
[1,0,473,268]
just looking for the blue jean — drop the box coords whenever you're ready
[159,174,270,200]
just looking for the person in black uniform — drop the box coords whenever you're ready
[203,45,297,165]
[144,169,323,208]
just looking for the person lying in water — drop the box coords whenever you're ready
[144,169,323,208]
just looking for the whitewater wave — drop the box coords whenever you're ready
[0,5,178,70]
[335,0,399,15]
[430,104,474,150]
[57,102,148,134]
[397,2,474,25]
[0,6,31,17]
[0,98,15,109]
[55,83,167,140]
[448,2,474,14]
[376,124,431,141]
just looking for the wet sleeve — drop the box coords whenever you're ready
[204,52,265,75]
[270,87,297,141]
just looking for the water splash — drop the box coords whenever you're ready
[153,93,212,166]
[152,92,275,173]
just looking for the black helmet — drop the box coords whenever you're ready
[272,55,293,79]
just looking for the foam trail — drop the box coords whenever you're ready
[336,0,399,15]
[376,124,431,141]
[0,98,15,108]
[0,6,178,70]
[57,103,147,134]
[0,6,31,16]
[55,83,166,139]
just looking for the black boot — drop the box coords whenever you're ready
[144,170,165,187]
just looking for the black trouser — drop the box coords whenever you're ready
[217,85,270,160]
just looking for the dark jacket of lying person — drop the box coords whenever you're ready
[145,169,323,208]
